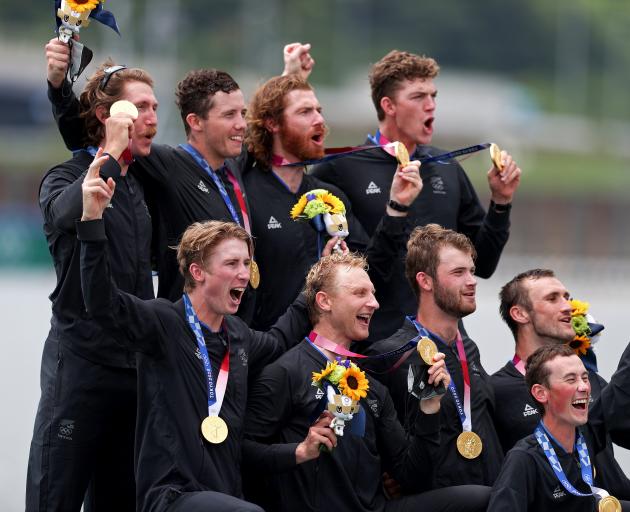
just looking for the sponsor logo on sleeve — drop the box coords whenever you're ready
[267,216,282,229]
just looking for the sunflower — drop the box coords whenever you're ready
[312,360,338,384]
[290,194,308,219]
[568,335,591,356]
[569,299,590,317]
[338,366,369,401]
[320,192,346,214]
[66,0,101,14]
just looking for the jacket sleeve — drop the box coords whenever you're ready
[487,449,534,512]
[48,80,85,151]
[40,163,87,233]
[377,389,440,494]
[242,362,300,473]
[589,341,630,449]
[78,219,164,355]
[247,294,311,370]
[456,167,511,278]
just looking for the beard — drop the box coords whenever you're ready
[433,278,476,319]
[279,122,326,161]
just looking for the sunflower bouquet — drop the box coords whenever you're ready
[567,299,603,356]
[312,359,369,437]
[291,189,349,255]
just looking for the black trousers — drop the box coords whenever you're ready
[168,491,264,512]
[26,334,136,512]
[386,485,491,512]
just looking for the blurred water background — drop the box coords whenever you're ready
[2,0,630,509]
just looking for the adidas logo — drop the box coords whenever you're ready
[523,404,539,417]
[365,181,381,194]
[315,387,324,400]
[197,180,209,193]
[267,216,282,229]
[552,486,566,499]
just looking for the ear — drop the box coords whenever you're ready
[510,304,530,326]
[95,105,109,125]
[315,290,332,314]
[188,262,205,284]
[416,271,433,293]
[264,117,280,134]
[531,383,549,409]
[380,96,396,117]
[186,113,202,134]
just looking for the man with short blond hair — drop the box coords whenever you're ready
[76,152,311,511]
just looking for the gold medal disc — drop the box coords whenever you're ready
[598,496,622,512]
[489,143,504,172]
[456,431,483,459]
[249,260,260,289]
[110,100,139,120]
[394,141,410,168]
[417,337,438,366]
[201,416,229,444]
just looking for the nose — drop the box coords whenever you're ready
[235,112,247,131]
[314,110,325,126]
[144,109,157,126]
[578,379,590,393]
[367,293,380,311]
[466,271,477,287]
[425,95,436,112]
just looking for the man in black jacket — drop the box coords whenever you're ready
[244,74,422,330]
[491,269,630,498]
[366,224,504,487]
[27,63,156,511]
[488,344,630,511]
[44,38,311,309]
[77,153,311,512]
[312,49,522,340]
[243,252,490,511]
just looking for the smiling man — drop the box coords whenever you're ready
[488,344,630,511]
[491,269,630,499]
[366,224,504,488]
[313,49,522,341]
[243,252,489,511]
[244,74,423,331]
[27,61,156,512]
[75,153,311,512]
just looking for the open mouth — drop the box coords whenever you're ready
[356,314,371,326]
[572,398,588,410]
[311,132,324,145]
[229,287,245,302]
[424,118,434,130]
[229,135,244,143]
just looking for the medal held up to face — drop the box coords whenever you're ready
[291,189,348,255]
[489,143,504,172]
[54,0,120,82]
[394,141,410,168]
[408,337,446,401]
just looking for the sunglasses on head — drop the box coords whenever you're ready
[99,65,127,91]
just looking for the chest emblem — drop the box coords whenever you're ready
[267,216,282,229]
[365,181,381,195]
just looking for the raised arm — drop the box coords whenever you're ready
[78,150,162,353]
[45,37,84,151]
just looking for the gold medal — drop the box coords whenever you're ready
[456,431,483,459]
[394,141,410,168]
[110,100,139,120]
[417,337,438,366]
[249,260,260,289]
[489,143,504,172]
[201,416,229,444]
[598,496,622,512]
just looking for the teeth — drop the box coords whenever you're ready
[572,398,588,405]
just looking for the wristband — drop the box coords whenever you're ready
[387,199,410,213]
[490,200,511,213]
